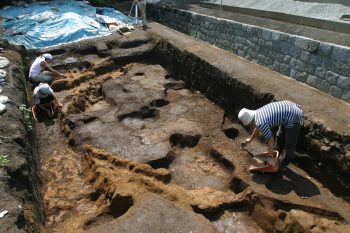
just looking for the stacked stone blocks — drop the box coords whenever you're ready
[149,4,350,103]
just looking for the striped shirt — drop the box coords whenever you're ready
[255,100,303,140]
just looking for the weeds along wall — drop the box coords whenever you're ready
[148,3,350,103]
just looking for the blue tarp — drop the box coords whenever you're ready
[0,0,138,49]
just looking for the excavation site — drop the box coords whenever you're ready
[1,0,350,232]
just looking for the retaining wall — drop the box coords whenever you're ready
[148,3,350,103]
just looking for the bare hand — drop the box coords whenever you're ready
[246,138,252,143]
[267,157,275,167]
[47,110,52,118]
[58,102,64,108]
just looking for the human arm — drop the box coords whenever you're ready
[246,127,259,143]
[266,137,275,167]
[35,103,52,117]
[41,61,67,78]
[51,92,63,108]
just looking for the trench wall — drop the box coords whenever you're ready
[0,40,44,232]
[148,3,350,103]
[147,23,350,200]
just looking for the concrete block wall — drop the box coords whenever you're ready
[148,4,350,103]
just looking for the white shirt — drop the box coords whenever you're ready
[33,85,53,104]
[29,56,45,78]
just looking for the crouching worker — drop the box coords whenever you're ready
[33,83,63,120]
[238,100,303,171]
[29,53,66,83]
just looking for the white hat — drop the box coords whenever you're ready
[39,83,50,94]
[43,53,52,60]
[238,108,255,125]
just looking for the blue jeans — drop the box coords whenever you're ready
[275,122,301,168]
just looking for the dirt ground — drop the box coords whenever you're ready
[0,3,350,233]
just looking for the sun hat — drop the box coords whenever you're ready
[38,83,50,94]
[238,108,255,125]
[43,53,52,60]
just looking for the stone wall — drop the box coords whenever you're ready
[148,3,350,103]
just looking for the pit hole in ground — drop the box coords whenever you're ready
[163,81,186,90]
[150,99,170,107]
[118,40,149,49]
[169,134,201,148]
[147,151,176,169]
[89,190,102,202]
[109,193,134,218]
[229,177,249,194]
[117,106,158,121]
[46,48,66,55]
[81,46,99,55]
[222,127,239,140]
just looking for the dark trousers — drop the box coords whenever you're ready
[275,122,301,168]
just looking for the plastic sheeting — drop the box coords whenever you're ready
[0,0,138,49]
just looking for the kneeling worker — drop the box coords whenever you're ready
[29,53,66,83]
[238,100,303,171]
[33,83,63,118]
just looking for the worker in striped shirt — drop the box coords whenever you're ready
[238,100,303,171]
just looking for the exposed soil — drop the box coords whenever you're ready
[0,3,350,233]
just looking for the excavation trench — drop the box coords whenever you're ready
[28,24,350,232]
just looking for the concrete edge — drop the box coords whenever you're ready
[200,2,350,35]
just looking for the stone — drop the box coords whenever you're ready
[337,76,350,89]
[305,64,316,74]
[326,71,339,85]
[308,40,320,53]
[300,50,311,63]
[306,75,319,88]
[295,71,308,83]
[310,54,323,66]
[331,45,350,62]
[295,60,306,72]
[294,36,310,50]
[329,85,344,99]
[271,31,281,41]
[318,42,334,58]
[317,79,331,93]
[334,61,350,76]
[262,29,272,40]
[315,67,327,79]
[342,90,350,102]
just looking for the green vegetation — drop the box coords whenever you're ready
[0,154,9,166]
[19,104,33,131]
[190,33,198,39]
